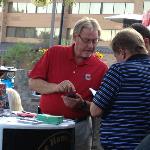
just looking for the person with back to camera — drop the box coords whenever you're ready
[130,23,150,150]
[131,23,150,54]
[90,28,150,149]
[28,17,108,150]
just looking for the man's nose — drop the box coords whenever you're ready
[87,41,95,47]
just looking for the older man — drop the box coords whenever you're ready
[28,17,108,150]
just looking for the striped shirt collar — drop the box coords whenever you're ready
[126,54,149,62]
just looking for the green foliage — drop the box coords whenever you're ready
[61,38,71,45]
[2,43,50,70]
[31,47,48,65]
[31,0,76,7]
[2,43,35,69]
[31,0,52,7]
[0,0,7,6]
[64,0,76,6]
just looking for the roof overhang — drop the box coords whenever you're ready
[104,14,143,23]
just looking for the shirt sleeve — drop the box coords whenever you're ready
[28,48,51,80]
[93,64,122,110]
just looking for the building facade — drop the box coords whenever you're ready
[0,0,149,47]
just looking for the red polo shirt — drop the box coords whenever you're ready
[29,44,108,119]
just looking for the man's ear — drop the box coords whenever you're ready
[73,33,77,41]
[144,38,150,48]
[120,48,126,59]
[120,48,125,54]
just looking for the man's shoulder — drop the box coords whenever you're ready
[50,45,71,50]
[48,45,71,54]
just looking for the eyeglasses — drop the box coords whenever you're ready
[78,35,100,44]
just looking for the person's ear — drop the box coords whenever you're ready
[144,38,150,48]
[73,33,78,41]
[120,49,126,59]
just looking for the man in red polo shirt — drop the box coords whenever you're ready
[28,17,108,150]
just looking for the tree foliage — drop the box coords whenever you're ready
[2,43,36,69]
[0,0,6,6]
[31,0,52,7]
[31,0,76,7]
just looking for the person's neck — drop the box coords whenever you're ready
[74,56,87,65]
[126,52,148,60]
[73,46,88,64]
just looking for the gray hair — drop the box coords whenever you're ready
[73,17,101,37]
[111,28,147,54]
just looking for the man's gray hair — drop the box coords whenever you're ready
[73,17,101,37]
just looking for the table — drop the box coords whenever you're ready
[0,117,75,150]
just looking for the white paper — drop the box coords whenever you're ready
[89,88,97,96]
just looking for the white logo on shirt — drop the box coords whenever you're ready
[85,74,91,80]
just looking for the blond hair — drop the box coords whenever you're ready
[6,88,23,111]
[73,17,101,37]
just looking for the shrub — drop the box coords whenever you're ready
[2,43,37,69]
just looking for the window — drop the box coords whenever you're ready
[70,29,73,36]
[6,27,54,39]
[6,27,16,37]
[42,28,51,39]
[0,6,2,12]
[8,2,18,13]
[25,28,36,38]
[45,28,50,33]
[125,3,134,14]
[18,3,27,13]
[37,6,47,13]
[111,30,120,39]
[102,3,114,14]
[16,27,25,37]
[79,3,90,14]
[54,28,60,37]
[101,30,112,41]
[72,3,79,14]
[90,3,101,14]
[101,30,120,41]
[47,3,53,13]
[144,0,150,13]
[27,3,36,13]
[35,28,46,38]
[56,3,62,14]
[114,3,125,14]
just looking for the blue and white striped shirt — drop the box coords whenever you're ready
[93,54,150,149]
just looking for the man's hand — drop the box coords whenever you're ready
[61,93,83,110]
[57,80,76,93]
